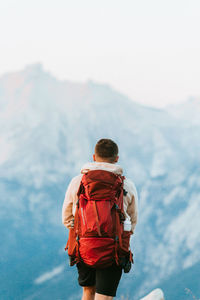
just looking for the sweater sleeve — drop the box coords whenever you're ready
[125,179,139,233]
[62,175,82,229]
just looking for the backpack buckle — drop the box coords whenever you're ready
[115,204,119,210]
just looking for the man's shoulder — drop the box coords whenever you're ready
[124,177,137,195]
[69,174,82,187]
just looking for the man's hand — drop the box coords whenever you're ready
[69,219,74,228]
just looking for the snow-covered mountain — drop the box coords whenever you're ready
[0,64,200,299]
[140,289,164,300]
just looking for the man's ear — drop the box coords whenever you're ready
[93,154,96,161]
[115,155,119,163]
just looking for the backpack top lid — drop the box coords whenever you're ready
[80,169,124,201]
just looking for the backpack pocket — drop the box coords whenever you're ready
[79,198,114,237]
[121,231,131,252]
[66,228,77,257]
[79,237,115,268]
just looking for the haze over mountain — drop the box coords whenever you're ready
[0,64,200,300]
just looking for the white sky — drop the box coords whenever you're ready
[0,0,200,108]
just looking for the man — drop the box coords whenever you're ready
[62,139,138,300]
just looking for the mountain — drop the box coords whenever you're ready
[166,97,200,125]
[140,289,164,300]
[0,64,200,299]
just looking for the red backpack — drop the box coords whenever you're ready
[65,170,133,268]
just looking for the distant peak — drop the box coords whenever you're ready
[188,96,200,103]
[24,63,43,72]
[87,79,111,89]
[21,63,54,81]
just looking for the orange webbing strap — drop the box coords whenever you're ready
[74,202,79,235]
[130,251,134,263]
[93,201,102,236]
[74,200,81,261]
[65,239,69,251]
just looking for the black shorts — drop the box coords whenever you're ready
[76,262,122,297]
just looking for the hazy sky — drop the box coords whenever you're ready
[0,0,200,108]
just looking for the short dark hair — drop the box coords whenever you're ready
[95,139,118,162]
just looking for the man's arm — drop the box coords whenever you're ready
[124,179,138,233]
[62,175,82,229]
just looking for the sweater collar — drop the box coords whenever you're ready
[81,162,123,175]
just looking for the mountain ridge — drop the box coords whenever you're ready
[0,64,200,299]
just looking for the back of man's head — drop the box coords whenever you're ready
[94,139,119,163]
